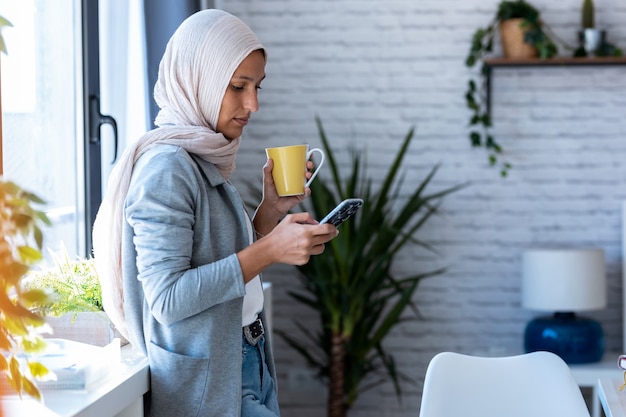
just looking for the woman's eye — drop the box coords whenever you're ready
[231,84,244,91]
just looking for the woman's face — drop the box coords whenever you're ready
[216,50,266,140]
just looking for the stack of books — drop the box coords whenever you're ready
[33,338,121,390]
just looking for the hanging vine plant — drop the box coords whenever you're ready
[465,0,558,177]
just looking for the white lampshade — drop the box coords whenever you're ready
[522,248,606,312]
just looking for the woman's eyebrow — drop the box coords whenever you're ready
[233,74,266,82]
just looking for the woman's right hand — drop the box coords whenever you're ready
[238,212,338,282]
[264,212,338,265]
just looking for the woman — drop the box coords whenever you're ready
[92,9,337,417]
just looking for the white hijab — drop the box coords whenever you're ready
[92,9,265,339]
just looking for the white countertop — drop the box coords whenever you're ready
[1,283,273,416]
[1,343,149,417]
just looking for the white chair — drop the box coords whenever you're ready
[419,351,591,417]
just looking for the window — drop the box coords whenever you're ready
[1,0,85,258]
[1,0,147,260]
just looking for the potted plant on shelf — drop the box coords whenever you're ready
[0,179,52,400]
[277,117,466,417]
[465,0,558,177]
[578,0,604,56]
[574,0,622,57]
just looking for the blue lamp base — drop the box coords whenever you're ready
[524,312,604,364]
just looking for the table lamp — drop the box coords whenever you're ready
[521,248,606,364]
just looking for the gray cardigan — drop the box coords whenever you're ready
[121,144,276,417]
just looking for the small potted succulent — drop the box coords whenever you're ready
[574,0,622,57]
[578,0,605,56]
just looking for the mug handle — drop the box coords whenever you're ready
[305,148,325,187]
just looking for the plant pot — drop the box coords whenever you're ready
[499,18,538,59]
[46,311,128,347]
[578,28,606,56]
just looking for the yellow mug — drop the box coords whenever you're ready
[265,144,325,196]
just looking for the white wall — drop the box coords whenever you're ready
[218,1,626,415]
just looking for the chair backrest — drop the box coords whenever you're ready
[419,351,591,417]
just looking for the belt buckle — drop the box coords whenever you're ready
[244,319,264,346]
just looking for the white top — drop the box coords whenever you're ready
[242,214,264,326]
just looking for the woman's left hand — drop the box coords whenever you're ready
[261,158,312,213]
[253,158,315,236]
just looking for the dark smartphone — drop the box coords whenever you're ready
[319,198,363,227]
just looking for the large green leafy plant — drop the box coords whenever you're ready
[0,14,12,54]
[0,14,53,402]
[0,180,51,400]
[279,118,465,417]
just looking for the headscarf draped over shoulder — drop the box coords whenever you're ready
[92,9,265,339]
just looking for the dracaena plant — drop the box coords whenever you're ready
[0,179,52,400]
[277,117,465,417]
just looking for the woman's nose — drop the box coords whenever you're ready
[243,91,259,113]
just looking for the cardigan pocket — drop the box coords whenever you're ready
[147,341,211,417]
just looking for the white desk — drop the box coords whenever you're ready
[475,350,622,417]
[569,354,624,417]
[598,378,626,417]
[1,344,149,417]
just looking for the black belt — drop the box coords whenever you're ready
[243,318,264,346]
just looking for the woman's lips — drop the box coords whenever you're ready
[234,117,249,126]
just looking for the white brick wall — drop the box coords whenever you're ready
[217,0,626,415]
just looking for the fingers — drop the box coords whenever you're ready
[263,159,275,186]
[305,160,314,180]
[294,242,326,265]
[288,212,317,225]
[269,213,338,265]
[311,243,326,256]
[290,220,338,250]
[286,213,339,238]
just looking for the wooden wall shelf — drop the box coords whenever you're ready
[484,56,626,67]
[482,56,626,115]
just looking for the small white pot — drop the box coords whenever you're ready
[46,311,126,347]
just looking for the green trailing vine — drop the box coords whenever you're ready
[465,1,558,177]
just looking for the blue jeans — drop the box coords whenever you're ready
[241,335,280,416]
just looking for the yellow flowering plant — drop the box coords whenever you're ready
[0,179,52,400]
